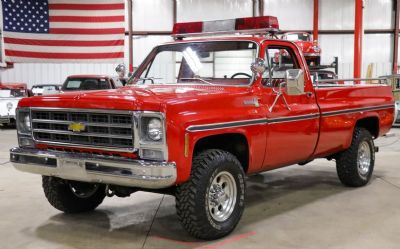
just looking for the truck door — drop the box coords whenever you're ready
[260,41,320,169]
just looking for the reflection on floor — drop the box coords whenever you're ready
[1,128,400,249]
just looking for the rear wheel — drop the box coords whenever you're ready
[336,127,375,187]
[42,176,106,213]
[176,149,245,240]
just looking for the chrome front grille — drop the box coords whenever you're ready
[31,109,134,151]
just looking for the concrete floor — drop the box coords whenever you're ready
[0,127,400,249]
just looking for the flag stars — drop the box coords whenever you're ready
[4,0,53,33]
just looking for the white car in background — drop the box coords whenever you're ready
[0,83,28,127]
[30,84,61,96]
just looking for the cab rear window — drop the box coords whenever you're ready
[63,78,110,91]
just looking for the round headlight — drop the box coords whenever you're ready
[6,102,13,111]
[147,118,162,141]
[313,46,321,53]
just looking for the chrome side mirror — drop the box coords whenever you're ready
[115,63,126,78]
[251,58,267,75]
[286,69,305,95]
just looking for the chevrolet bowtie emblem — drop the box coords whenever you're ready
[68,122,86,132]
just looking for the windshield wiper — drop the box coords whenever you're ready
[179,78,214,85]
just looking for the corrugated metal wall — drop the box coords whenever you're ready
[0,0,398,86]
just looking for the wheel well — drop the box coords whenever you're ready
[355,117,379,138]
[194,133,249,172]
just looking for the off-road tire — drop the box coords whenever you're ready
[336,127,375,187]
[42,176,106,213]
[176,149,245,240]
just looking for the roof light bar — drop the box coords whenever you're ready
[172,16,279,39]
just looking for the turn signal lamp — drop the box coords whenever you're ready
[172,16,279,39]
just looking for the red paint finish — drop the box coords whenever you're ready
[313,85,394,158]
[313,0,319,42]
[354,0,364,79]
[18,37,395,185]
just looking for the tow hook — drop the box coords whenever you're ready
[105,185,115,197]
[374,146,379,153]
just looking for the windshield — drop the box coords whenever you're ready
[62,78,111,91]
[286,33,310,42]
[130,41,258,86]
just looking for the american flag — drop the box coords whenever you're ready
[1,0,125,63]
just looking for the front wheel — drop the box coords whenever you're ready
[42,176,106,213]
[176,149,245,240]
[336,127,375,187]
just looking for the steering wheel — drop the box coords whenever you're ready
[231,72,252,79]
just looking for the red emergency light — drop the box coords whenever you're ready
[172,16,279,39]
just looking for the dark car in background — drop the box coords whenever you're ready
[61,75,123,91]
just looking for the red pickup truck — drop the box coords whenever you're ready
[10,16,395,240]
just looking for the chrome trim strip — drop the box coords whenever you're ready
[32,128,132,140]
[186,118,268,132]
[30,107,133,115]
[186,113,321,132]
[268,113,320,124]
[321,104,395,117]
[10,147,176,189]
[33,140,136,152]
[31,119,132,128]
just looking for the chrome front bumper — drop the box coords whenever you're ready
[10,147,177,189]
[0,115,14,124]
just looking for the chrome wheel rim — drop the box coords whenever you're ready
[207,171,237,222]
[358,141,371,176]
[69,181,100,198]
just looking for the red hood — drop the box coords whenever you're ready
[18,84,247,112]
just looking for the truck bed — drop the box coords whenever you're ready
[313,84,395,158]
